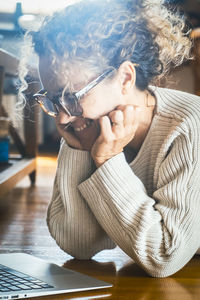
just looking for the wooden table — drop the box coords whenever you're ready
[0,156,200,300]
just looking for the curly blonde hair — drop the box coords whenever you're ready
[18,0,192,107]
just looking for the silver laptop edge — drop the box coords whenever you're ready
[0,253,112,299]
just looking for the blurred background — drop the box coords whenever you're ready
[0,0,200,156]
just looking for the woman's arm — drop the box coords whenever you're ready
[78,129,200,277]
[47,139,115,259]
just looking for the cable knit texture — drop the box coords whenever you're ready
[47,87,200,277]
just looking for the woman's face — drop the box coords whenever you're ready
[38,56,123,124]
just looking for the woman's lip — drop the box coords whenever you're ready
[58,118,93,132]
[73,120,92,132]
[70,118,92,131]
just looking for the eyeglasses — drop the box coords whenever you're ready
[33,69,113,117]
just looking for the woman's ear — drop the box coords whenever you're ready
[117,61,136,95]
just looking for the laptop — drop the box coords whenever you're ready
[0,253,112,299]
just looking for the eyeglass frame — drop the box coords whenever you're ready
[33,68,114,117]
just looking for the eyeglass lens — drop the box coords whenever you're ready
[36,93,83,117]
[62,93,83,116]
[41,96,58,115]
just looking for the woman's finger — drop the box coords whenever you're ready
[109,110,124,126]
[99,116,113,140]
[123,105,134,127]
[56,124,83,149]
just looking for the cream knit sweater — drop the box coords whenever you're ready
[47,87,200,278]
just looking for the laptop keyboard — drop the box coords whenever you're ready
[0,264,54,293]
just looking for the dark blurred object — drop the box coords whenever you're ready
[188,12,200,27]
[0,2,23,34]
[0,117,10,163]
[3,77,19,95]
[191,28,200,95]
[14,2,23,31]
[0,117,10,138]
[165,0,186,3]
[0,2,38,35]
[164,0,200,28]
[0,35,3,47]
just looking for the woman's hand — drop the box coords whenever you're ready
[91,105,139,167]
[55,121,83,150]
[55,118,100,151]
[71,119,100,151]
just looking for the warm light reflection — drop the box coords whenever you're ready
[15,156,57,188]
[0,0,81,14]
[71,294,112,300]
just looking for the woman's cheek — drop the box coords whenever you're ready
[80,98,104,119]
[81,96,117,120]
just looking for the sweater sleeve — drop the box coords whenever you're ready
[47,139,115,259]
[78,127,200,277]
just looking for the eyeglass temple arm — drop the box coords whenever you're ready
[75,69,113,100]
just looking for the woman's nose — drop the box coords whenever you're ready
[57,110,76,124]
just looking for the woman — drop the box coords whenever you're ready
[19,0,200,277]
